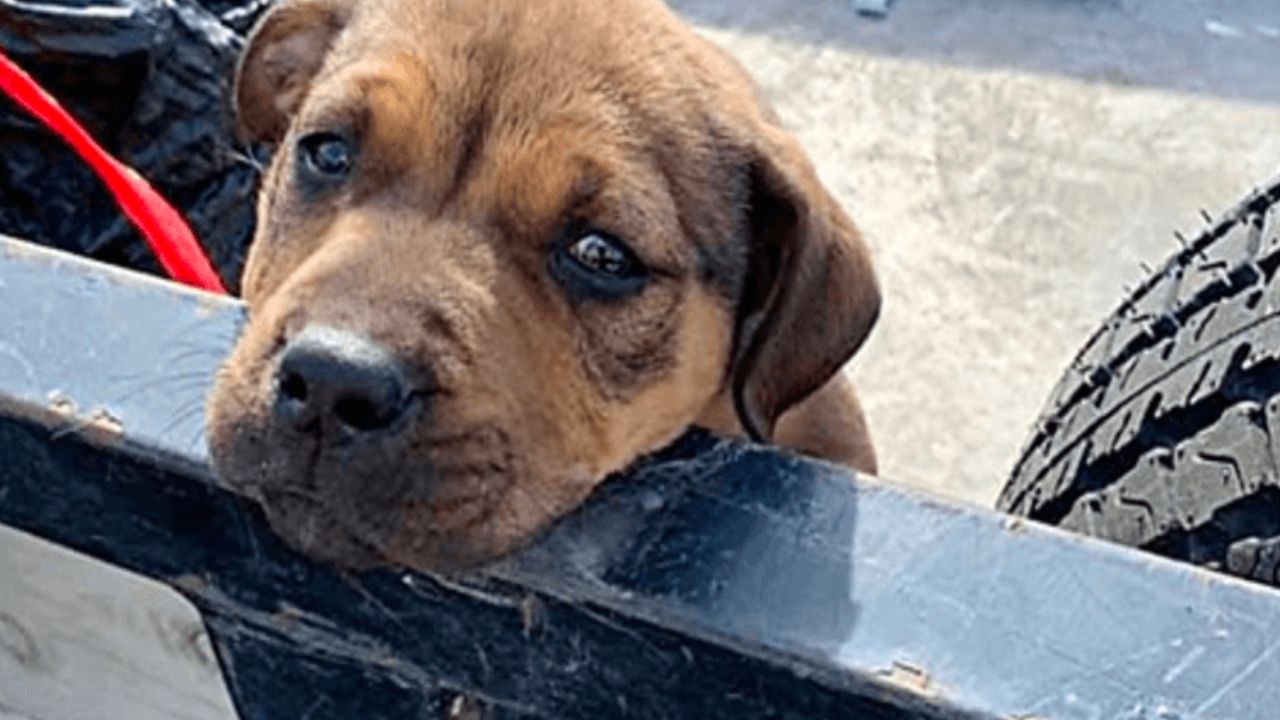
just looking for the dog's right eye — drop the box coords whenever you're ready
[297,132,353,181]
[550,229,649,302]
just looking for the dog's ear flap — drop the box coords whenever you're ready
[234,0,350,143]
[730,122,881,442]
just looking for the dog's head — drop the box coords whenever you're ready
[207,0,879,572]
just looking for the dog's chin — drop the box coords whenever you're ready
[207,387,584,575]
[254,486,390,572]
[212,455,531,575]
[260,495,520,575]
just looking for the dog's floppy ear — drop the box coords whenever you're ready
[730,121,881,442]
[234,0,351,143]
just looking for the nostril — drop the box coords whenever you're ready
[334,395,394,432]
[274,367,317,431]
[280,371,309,403]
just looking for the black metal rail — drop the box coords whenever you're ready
[2,235,1279,719]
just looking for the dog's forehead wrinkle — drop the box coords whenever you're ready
[438,82,497,208]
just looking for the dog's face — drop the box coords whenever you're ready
[207,0,878,572]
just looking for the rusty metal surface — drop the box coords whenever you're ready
[2,234,1280,719]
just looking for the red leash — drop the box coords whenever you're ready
[0,50,228,295]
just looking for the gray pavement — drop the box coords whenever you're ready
[674,0,1280,504]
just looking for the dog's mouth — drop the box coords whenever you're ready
[210,372,535,572]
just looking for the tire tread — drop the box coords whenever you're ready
[999,176,1280,587]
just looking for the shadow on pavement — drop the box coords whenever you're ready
[672,0,1280,105]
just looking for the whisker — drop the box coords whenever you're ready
[157,404,207,443]
[157,344,231,367]
[227,146,267,174]
[186,423,209,454]
[107,371,213,404]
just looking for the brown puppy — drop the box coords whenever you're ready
[207,0,880,572]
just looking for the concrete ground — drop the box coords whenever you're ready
[4,2,1280,718]
[674,0,1280,505]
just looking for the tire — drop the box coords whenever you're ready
[998,176,1280,587]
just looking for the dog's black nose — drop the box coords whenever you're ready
[275,326,409,436]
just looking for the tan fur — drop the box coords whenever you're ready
[697,376,876,473]
[207,0,879,572]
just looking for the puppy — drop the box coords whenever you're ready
[207,0,880,572]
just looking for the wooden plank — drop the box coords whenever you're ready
[0,525,237,720]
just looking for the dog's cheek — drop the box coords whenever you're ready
[390,291,734,573]
[372,385,601,573]
[205,304,299,488]
[242,167,346,305]
[240,228,320,308]
[239,164,294,303]
[581,285,733,463]
[575,282,685,400]
[206,363,271,491]
[651,301,731,441]
[384,455,600,573]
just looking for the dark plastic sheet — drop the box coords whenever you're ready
[0,0,269,291]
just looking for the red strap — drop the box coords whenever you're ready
[0,50,228,295]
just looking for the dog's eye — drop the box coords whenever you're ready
[550,230,648,300]
[567,232,636,276]
[297,132,353,179]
